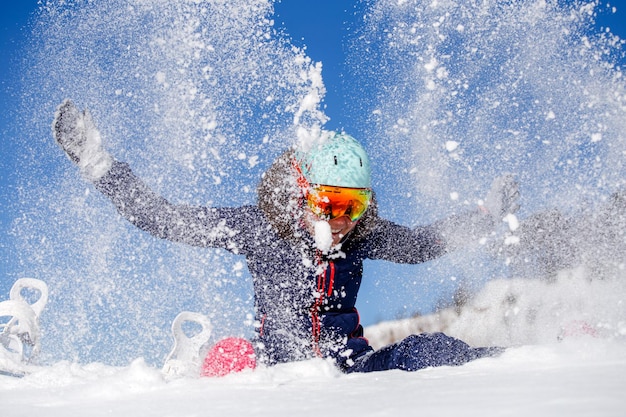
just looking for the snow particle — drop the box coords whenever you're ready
[504,213,519,231]
[445,141,459,152]
[314,221,332,252]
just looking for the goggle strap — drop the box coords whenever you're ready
[291,157,310,197]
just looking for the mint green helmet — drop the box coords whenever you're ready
[299,132,371,188]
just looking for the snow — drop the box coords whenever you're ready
[366,267,625,347]
[313,220,332,252]
[3,270,625,416]
[2,337,624,416]
[504,213,519,232]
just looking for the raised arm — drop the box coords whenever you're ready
[51,99,258,253]
[363,175,519,263]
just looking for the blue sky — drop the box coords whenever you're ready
[1,0,41,279]
[1,0,626,354]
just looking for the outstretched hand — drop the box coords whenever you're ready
[52,99,112,180]
[482,174,520,220]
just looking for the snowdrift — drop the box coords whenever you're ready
[366,267,625,349]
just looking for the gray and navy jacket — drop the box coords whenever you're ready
[94,151,493,369]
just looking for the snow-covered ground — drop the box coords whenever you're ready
[2,270,624,417]
[1,337,624,416]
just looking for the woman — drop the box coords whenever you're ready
[52,99,519,373]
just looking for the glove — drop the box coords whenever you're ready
[52,99,112,181]
[435,175,519,250]
[482,174,520,220]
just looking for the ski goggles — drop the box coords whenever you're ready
[306,185,372,222]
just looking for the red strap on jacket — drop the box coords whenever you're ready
[310,259,335,357]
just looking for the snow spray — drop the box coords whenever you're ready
[349,0,626,336]
[8,0,626,365]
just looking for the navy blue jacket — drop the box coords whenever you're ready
[95,161,489,369]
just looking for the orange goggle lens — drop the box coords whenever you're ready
[306,185,372,221]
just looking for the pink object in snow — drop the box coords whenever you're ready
[201,337,256,377]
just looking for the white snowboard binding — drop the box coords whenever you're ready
[0,278,49,377]
[162,311,212,379]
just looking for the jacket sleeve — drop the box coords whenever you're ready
[432,209,497,252]
[363,209,496,264]
[93,160,258,254]
[363,218,447,263]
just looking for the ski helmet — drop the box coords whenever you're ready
[298,132,371,188]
